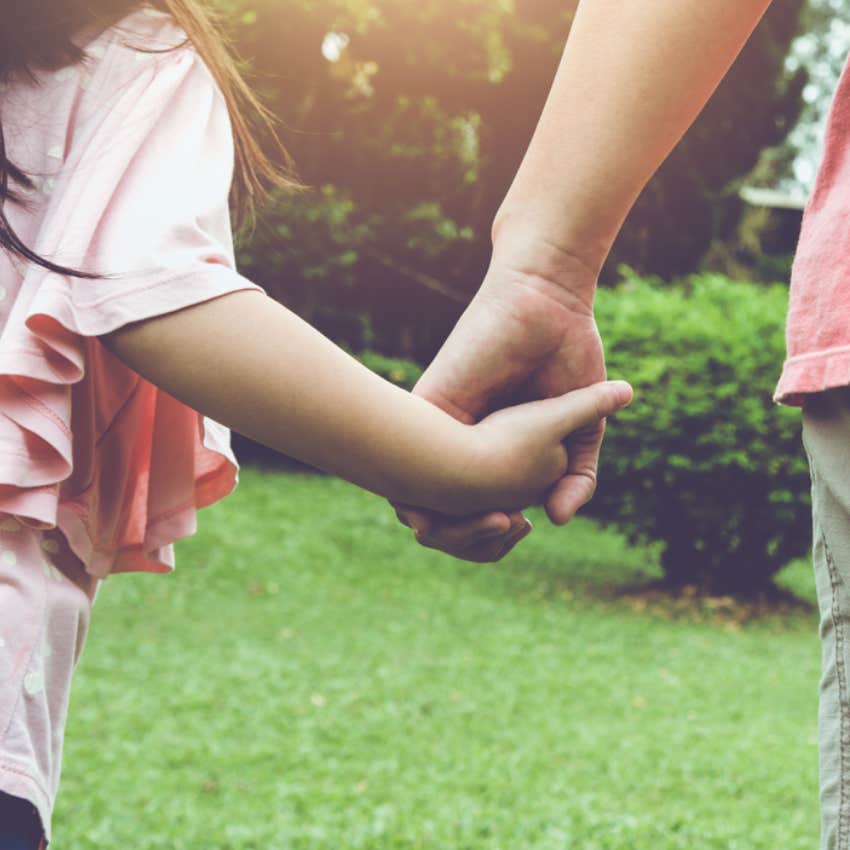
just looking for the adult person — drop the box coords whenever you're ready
[396,2,850,847]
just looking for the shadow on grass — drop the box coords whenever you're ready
[510,562,817,630]
[234,463,819,630]
[492,509,818,629]
[598,578,815,626]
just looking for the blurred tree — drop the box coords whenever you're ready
[778,0,850,192]
[224,0,806,359]
[609,1,807,278]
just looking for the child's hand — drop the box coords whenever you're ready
[447,380,633,516]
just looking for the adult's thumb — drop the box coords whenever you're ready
[547,380,633,438]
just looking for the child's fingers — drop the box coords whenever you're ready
[544,380,633,440]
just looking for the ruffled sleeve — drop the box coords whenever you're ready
[0,29,269,577]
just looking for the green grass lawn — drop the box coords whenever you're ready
[56,469,822,849]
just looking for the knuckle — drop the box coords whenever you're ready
[414,531,437,549]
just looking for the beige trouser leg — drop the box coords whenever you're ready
[803,386,850,850]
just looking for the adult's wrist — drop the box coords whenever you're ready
[488,210,607,306]
[491,201,614,269]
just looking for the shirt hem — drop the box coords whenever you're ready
[0,264,262,577]
[774,349,850,407]
[0,760,52,844]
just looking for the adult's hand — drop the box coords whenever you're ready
[394,233,605,562]
[396,0,775,561]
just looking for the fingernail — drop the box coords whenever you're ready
[507,522,530,542]
[611,380,634,405]
[505,526,531,550]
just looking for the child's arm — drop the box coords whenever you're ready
[99,289,631,516]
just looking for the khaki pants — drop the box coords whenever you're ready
[803,387,850,850]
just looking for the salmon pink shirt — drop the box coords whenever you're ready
[0,8,267,578]
[775,52,850,406]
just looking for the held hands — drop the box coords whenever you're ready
[395,235,610,561]
[453,380,633,516]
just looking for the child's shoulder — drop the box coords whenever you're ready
[81,5,199,89]
[75,4,217,123]
[85,4,190,58]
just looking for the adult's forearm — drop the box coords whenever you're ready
[494,0,774,275]
[98,289,472,511]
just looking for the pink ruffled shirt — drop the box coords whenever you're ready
[0,7,267,578]
[1,10,270,841]
[775,51,850,406]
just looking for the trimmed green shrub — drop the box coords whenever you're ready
[588,270,811,594]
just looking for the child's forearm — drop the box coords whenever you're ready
[99,289,474,511]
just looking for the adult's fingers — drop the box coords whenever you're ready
[413,511,527,552]
[394,503,515,538]
[394,504,532,562]
[417,516,533,563]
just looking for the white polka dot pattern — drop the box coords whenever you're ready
[1,550,17,566]
[23,671,44,696]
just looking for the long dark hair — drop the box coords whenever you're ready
[0,0,299,278]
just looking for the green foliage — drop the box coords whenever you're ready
[228,0,807,361]
[606,0,807,279]
[588,270,810,593]
[356,349,423,390]
[237,184,374,349]
[238,180,473,355]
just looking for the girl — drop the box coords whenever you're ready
[0,1,633,845]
